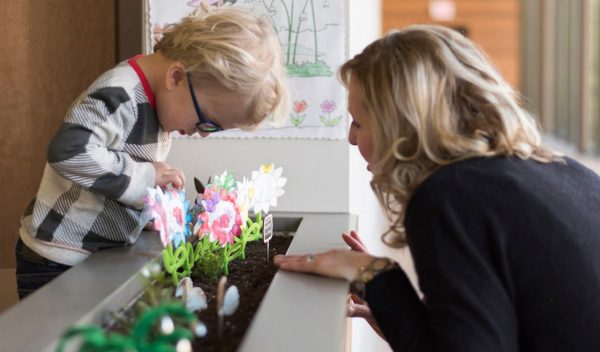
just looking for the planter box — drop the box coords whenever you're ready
[0,212,356,352]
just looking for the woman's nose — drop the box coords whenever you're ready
[348,128,357,145]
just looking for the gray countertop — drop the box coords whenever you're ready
[0,212,356,352]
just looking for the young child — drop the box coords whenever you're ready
[275,25,600,351]
[16,7,288,299]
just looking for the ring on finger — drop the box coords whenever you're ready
[306,253,316,262]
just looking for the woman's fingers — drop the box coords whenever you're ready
[350,231,365,246]
[346,293,385,338]
[347,302,372,319]
[273,254,318,274]
[350,293,366,305]
[348,293,370,318]
[273,254,315,266]
[274,250,375,281]
[342,231,368,253]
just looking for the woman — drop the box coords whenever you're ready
[274,25,600,351]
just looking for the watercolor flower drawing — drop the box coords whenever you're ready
[250,163,287,215]
[291,100,308,126]
[319,99,343,127]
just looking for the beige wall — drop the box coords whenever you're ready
[0,0,115,309]
[382,0,521,88]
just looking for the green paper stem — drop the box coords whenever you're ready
[57,303,196,352]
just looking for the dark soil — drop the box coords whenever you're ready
[190,234,293,351]
[104,234,293,351]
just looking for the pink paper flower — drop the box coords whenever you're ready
[199,185,243,246]
[173,207,184,226]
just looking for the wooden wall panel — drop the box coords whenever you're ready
[0,1,115,268]
[382,0,521,87]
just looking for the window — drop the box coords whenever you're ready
[591,0,600,153]
[521,0,600,155]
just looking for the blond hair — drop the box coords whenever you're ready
[154,6,289,127]
[340,25,559,247]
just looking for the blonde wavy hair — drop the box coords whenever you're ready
[340,25,559,248]
[154,6,289,127]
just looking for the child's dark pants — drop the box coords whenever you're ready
[15,238,71,300]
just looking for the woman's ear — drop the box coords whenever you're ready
[164,62,186,91]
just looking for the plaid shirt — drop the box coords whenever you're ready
[21,60,171,254]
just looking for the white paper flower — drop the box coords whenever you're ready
[222,285,240,316]
[250,164,287,214]
[235,176,254,223]
[176,277,208,312]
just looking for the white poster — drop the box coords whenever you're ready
[146,0,347,139]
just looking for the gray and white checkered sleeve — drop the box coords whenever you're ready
[47,87,155,209]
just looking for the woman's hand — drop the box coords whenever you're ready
[154,161,186,190]
[342,230,368,253]
[273,249,375,281]
[274,246,392,339]
[347,293,385,338]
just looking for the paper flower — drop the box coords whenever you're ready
[187,203,204,236]
[221,285,239,316]
[144,189,169,246]
[176,277,208,312]
[250,164,287,214]
[214,170,237,192]
[147,164,286,251]
[144,187,190,248]
[200,186,243,246]
[235,176,254,224]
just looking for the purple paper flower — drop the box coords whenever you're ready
[320,100,337,114]
[202,191,220,212]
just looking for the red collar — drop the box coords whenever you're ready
[128,55,156,109]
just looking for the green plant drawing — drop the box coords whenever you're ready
[260,0,338,77]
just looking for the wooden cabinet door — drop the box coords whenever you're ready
[0,0,116,268]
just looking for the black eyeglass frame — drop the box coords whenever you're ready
[187,73,223,133]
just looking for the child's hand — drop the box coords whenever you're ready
[153,161,186,190]
[144,220,158,231]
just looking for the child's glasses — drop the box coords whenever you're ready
[187,73,224,133]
